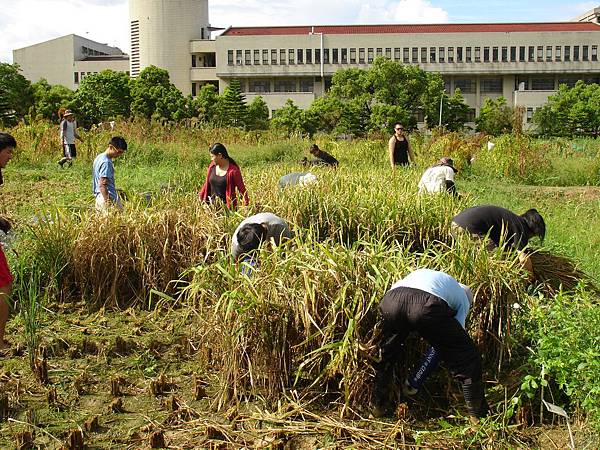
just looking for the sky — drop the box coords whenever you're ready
[1,0,597,63]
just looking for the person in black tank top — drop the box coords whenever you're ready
[388,123,415,168]
[208,165,227,203]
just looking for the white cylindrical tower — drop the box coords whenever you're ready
[129,0,209,94]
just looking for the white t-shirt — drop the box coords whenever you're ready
[61,120,77,145]
[418,165,455,194]
[231,212,292,259]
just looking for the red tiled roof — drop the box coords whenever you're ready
[222,22,600,36]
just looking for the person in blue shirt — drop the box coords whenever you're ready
[372,268,488,422]
[92,136,127,212]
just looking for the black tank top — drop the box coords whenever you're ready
[208,165,227,203]
[393,136,409,165]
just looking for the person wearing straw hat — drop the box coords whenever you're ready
[372,268,488,422]
[58,109,81,167]
[0,133,16,353]
[418,157,459,195]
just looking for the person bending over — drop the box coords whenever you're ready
[373,269,488,422]
[231,212,292,262]
[278,172,317,189]
[301,144,338,168]
[418,157,458,195]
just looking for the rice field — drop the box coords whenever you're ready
[0,121,599,448]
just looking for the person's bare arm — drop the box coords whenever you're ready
[99,177,110,203]
[388,137,396,169]
[407,137,416,163]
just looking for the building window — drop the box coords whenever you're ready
[515,76,529,90]
[368,48,374,63]
[299,79,314,92]
[249,79,270,93]
[555,46,561,61]
[74,72,79,84]
[474,47,481,62]
[492,47,498,62]
[228,50,234,65]
[443,78,451,93]
[483,47,490,62]
[448,47,454,63]
[564,46,570,61]
[297,49,304,64]
[536,46,543,62]
[546,46,552,62]
[421,47,427,63]
[583,45,589,61]
[430,47,436,62]
[271,49,278,64]
[341,48,348,63]
[324,48,330,64]
[592,45,598,61]
[274,79,296,92]
[481,77,503,93]
[253,50,260,65]
[192,55,197,68]
[501,46,507,62]
[359,48,365,63]
[263,49,269,65]
[306,49,312,64]
[315,49,321,63]
[236,50,243,65]
[454,78,476,93]
[531,78,554,90]
[510,46,516,62]
[288,49,295,64]
[280,49,286,64]
[528,46,535,62]
[394,48,401,61]
[403,47,409,63]
[466,47,472,62]
[412,47,418,63]
[439,47,445,63]
[526,107,533,123]
[573,46,580,61]
[350,48,356,64]
[385,47,392,59]
[191,83,197,97]
[457,47,463,62]
[558,77,578,88]
[332,48,339,63]
[244,50,251,65]
[519,46,525,61]
[376,48,383,57]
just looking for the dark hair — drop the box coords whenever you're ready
[236,223,267,256]
[0,133,17,152]
[521,209,545,242]
[310,144,320,154]
[109,136,127,151]
[210,142,238,166]
[394,122,404,128]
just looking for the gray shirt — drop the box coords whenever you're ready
[231,212,292,259]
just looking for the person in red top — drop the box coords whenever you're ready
[0,133,15,352]
[199,143,249,208]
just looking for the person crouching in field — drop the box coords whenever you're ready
[92,136,127,213]
[231,213,292,276]
[0,133,15,352]
[373,269,488,422]
[451,205,546,275]
[418,157,459,195]
[278,172,317,189]
[199,143,249,208]
[301,144,338,168]
[58,109,81,168]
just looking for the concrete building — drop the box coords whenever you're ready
[13,34,129,90]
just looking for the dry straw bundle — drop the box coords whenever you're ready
[531,250,597,294]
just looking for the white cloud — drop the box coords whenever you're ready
[389,0,449,23]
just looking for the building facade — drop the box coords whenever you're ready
[13,34,129,90]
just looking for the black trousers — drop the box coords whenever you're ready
[378,286,482,383]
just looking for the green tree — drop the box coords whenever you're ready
[0,86,16,127]
[193,83,219,123]
[476,97,514,135]
[215,79,247,127]
[246,96,269,130]
[441,88,471,131]
[71,70,131,125]
[31,79,74,122]
[0,63,34,121]
[271,99,316,135]
[130,66,187,121]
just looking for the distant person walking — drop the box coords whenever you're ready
[92,136,127,212]
[0,133,16,352]
[301,144,338,168]
[58,109,81,167]
[199,143,249,208]
[418,157,458,195]
[388,123,414,168]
